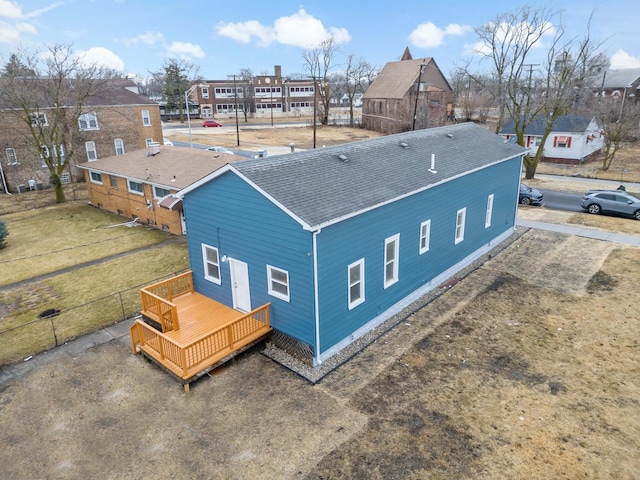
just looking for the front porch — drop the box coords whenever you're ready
[130,271,271,391]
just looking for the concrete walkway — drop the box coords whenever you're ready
[517,218,640,246]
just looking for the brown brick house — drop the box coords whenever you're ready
[0,79,162,194]
[77,145,241,235]
[362,48,454,134]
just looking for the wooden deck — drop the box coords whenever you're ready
[130,272,271,390]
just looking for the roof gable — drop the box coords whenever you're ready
[363,57,452,100]
[183,123,526,230]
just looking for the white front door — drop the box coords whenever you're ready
[229,259,251,312]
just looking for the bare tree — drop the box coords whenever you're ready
[303,37,340,125]
[343,54,376,126]
[597,102,640,171]
[472,5,558,135]
[237,68,254,122]
[0,44,118,203]
[523,15,607,178]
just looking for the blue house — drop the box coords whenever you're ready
[178,123,527,367]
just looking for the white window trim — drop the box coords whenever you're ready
[455,207,466,244]
[127,180,144,195]
[30,112,48,127]
[5,147,18,165]
[85,141,97,161]
[384,234,400,288]
[485,194,494,228]
[202,244,221,284]
[201,87,209,99]
[145,138,154,147]
[114,138,125,155]
[110,175,118,189]
[267,265,290,302]
[348,258,365,310]
[141,109,151,126]
[153,185,170,199]
[89,171,103,184]
[79,112,99,131]
[39,145,49,167]
[419,219,431,255]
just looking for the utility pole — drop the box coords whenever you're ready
[233,74,240,146]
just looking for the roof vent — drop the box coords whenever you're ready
[400,142,410,149]
[147,142,160,156]
[337,154,349,162]
[429,153,437,174]
[446,133,454,139]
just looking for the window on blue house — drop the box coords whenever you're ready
[348,259,365,310]
[485,194,494,228]
[202,244,221,284]
[455,207,466,244]
[384,234,400,288]
[267,265,290,302]
[419,220,431,254]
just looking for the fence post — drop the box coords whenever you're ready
[50,316,58,347]
[119,292,126,321]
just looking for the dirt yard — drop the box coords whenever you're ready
[1,226,638,479]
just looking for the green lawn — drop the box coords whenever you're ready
[0,201,190,365]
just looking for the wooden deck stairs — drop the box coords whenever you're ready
[130,271,271,391]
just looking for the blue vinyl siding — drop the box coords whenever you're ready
[314,158,521,354]
[183,171,316,346]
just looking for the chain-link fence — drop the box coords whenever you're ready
[0,270,187,367]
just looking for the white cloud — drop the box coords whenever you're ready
[216,20,275,46]
[0,19,36,43]
[409,22,471,49]
[165,41,205,59]
[610,49,640,69]
[216,8,350,49]
[0,0,22,19]
[76,47,125,71]
[123,31,165,47]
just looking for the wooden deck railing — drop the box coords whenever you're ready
[140,271,193,332]
[130,302,271,381]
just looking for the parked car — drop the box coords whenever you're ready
[581,189,640,220]
[519,183,543,205]
[202,120,222,127]
[207,146,234,154]
[163,138,174,146]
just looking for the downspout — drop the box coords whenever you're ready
[312,228,322,366]
[0,159,9,194]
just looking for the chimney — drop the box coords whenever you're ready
[274,65,282,77]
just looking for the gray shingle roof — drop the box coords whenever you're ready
[602,68,640,89]
[231,123,526,229]
[500,115,595,136]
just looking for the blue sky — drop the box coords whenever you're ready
[1,0,639,80]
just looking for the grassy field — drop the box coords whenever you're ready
[0,198,189,365]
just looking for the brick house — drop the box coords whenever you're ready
[362,48,454,134]
[0,79,162,194]
[77,145,241,235]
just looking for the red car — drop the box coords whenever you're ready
[202,120,222,127]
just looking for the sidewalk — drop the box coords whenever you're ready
[517,218,640,246]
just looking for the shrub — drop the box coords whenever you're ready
[0,219,8,249]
